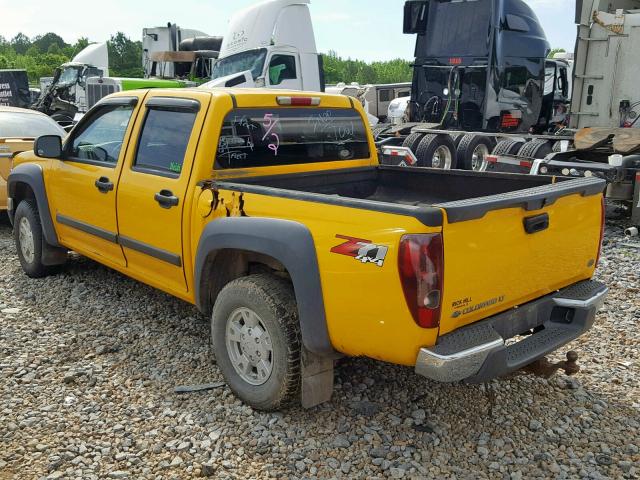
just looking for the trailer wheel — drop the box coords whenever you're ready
[415,134,457,169]
[456,134,497,171]
[451,134,465,149]
[402,132,425,152]
[492,140,524,156]
[372,125,391,141]
[517,140,553,159]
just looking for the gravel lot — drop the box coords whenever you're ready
[0,213,638,480]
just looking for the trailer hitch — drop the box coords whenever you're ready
[521,351,580,379]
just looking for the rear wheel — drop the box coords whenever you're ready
[211,274,301,411]
[456,134,496,171]
[402,132,425,152]
[517,140,553,159]
[415,134,457,169]
[492,139,524,156]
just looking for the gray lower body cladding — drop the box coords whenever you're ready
[415,280,607,383]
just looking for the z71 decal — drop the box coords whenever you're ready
[331,235,388,267]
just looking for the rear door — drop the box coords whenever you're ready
[437,181,604,335]
[116,91,210,298]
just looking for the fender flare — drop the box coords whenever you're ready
[7,163,60,247]
[194,217,334,357]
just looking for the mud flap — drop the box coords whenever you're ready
[301,347,334,409]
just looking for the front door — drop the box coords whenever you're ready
[266,52,302,90]
[47,96,142,267]
[116,93,209,298]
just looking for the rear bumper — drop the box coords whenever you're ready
[415,280,607,383]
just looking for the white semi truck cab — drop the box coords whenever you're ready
[202,0,324,91]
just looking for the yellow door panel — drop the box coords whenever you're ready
[47,96,144,267]
[116,92,211,296]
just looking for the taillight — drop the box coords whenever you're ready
[500,112,522,129]
[398,234,444,329]
[596,195,605,266]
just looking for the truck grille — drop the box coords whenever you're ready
[87,82,118,109]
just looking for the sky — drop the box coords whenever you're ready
[0,0,577,61]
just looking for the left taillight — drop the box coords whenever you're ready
[398,234,444,329]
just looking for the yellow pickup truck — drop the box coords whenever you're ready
[8,88,607,411]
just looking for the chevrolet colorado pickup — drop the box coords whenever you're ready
[8,88,607,411]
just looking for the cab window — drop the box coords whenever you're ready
[133,108,197,177]
[68,104,134,165]
[268,55,297,85]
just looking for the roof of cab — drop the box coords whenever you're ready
[106,87,356,109]
[0,106,51,116]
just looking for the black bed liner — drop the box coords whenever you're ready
[210,166,605,226]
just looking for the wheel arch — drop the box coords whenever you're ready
[7,163,60,247]
[195,217,334,357]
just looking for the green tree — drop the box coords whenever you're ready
[11,33,31,55]
[548,48,566,59]
[108,32,143,77]
[33,33,67,53]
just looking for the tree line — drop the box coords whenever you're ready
[0,32,144,83]
[0,33,413,86]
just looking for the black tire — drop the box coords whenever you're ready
[415,134,457,169]
[456,134,497,171]
[492,140,524,156]
[14,200,57,278]
[211,274,301,411]
[517,140,553,159]
[452,134,465,150]
[401,132,425,152]
[372,125,391,141]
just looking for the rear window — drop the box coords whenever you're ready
[215,108,370,169]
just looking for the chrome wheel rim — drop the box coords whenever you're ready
[471,144,490,171]
[226,307,273,386]
[18,217,35,264]
[432,145,452,169]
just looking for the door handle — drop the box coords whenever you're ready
[95,176,114,194]
[524,213,549,234]
[154,189,179,209]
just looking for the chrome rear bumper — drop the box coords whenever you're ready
[415,280,607,383]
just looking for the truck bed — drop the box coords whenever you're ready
[213,166,604,225]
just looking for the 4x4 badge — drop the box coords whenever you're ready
[331,235,388,267]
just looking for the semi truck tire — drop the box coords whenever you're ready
[211,274,301,411]
[492,140,524,156]
[372,125,391,140]
[457,134,497,171]
[415,134,457,169]
[517,140,553,159]
[402,132,425,152]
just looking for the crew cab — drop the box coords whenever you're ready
[8,88,607,411]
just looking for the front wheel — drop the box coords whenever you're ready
[14,200,54,278]
[211,274,301,411]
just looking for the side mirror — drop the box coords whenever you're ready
[34,135,63,159]
[404,1,428,34]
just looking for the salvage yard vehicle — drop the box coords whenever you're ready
[0,107,66,212]
[375,0,573,171]
[8,88,607,411]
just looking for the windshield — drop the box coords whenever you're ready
[57,66,82,86]
[211,49,267,81]
[0,112,66,138]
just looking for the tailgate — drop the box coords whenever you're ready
[436,177,605,335]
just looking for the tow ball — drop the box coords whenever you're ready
[521,351,580,379]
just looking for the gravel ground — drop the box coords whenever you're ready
[0,213,638,480]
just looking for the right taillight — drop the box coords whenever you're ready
[398,234,444,329]
[596,195,605,266]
